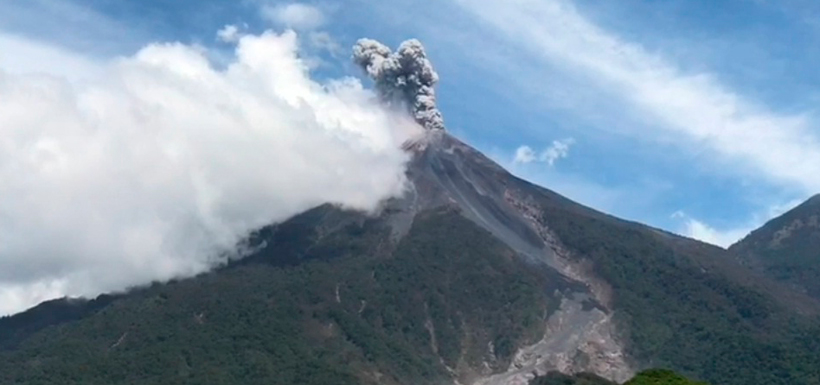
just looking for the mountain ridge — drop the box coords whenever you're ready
[730,192,820,300]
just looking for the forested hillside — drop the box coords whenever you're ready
[730,195,820,299]
[0,207,554,385]
[529,186,820,384]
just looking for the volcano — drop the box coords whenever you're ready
[2,130,820,385]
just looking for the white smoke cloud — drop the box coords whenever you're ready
[353,38,445,131]
[514,138,575,165]
[0,30,420,316]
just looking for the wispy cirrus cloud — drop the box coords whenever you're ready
[445,0,820,246]
[454,0,820,195]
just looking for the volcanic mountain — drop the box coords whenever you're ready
[2,130,820,385]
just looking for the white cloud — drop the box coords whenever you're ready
[455,0,820,194]
[0,30,420,316]
[513,138,574,165]
[672,198,803,247]
[541,138,574,165]
[261,3,325,30]
[678,216,753,248]
[514,145,537,164]
[216,24,242,43]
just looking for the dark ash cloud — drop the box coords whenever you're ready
[353,38,445,131]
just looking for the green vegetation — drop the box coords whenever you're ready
[0,206,552,385]
[624,369,708,385]
[730,196,820,299]
[530,371,617,385]
[530,369,705,385]
[531,189,820,385]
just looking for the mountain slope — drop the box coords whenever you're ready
[1,132,820,385]
[730,195,820,299]
[0,206,556,385]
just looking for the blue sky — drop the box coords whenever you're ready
[3,0,820,248]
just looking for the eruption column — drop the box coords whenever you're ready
[353,38,445,131]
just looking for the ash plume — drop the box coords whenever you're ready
[353,38,445,131]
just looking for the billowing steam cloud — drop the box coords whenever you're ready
[352,38,445,131]
[0,30,420,316]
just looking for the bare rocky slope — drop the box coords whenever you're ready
[1,131,820,385]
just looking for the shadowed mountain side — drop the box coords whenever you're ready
[0,294,119,351]
[0,207,558,385]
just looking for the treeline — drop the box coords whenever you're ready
[531,369,707,385]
